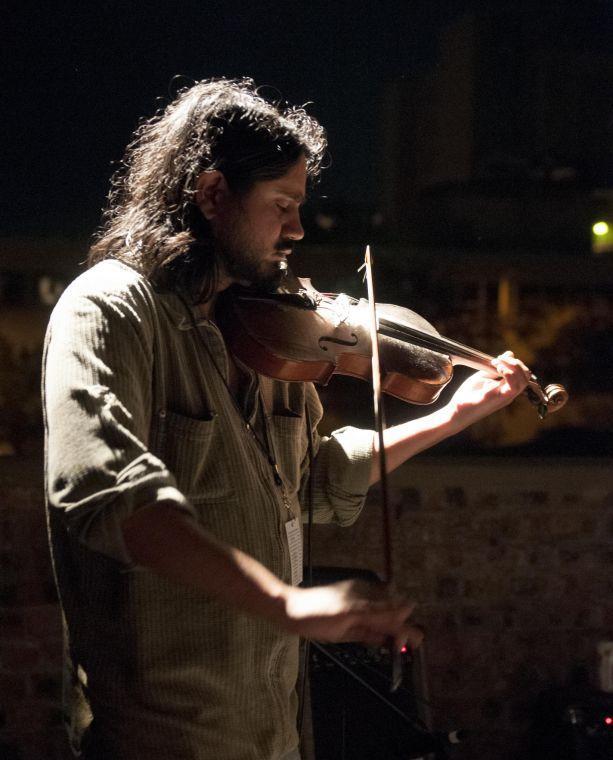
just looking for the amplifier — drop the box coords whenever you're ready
[309,640,441,760]
[304,567,459,760]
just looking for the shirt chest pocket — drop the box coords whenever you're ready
[157,410,236,502]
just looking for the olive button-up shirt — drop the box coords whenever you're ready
[43,260,375,760]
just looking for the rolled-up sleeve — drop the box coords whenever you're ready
[43,275,194,565]
[300,385,375,526]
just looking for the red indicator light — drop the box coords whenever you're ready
[401,646,408,654]
[605,716,613,726]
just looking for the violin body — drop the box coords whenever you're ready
[219,284,454,405]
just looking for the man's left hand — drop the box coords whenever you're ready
[444,350,531,427]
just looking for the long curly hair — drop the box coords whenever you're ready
[88,78,327,302]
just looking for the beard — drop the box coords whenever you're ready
[219,244,287,292]
[214,221,290,293]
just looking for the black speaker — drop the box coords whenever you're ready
[304,567,447,760]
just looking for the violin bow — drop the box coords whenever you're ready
[360,245,403,692]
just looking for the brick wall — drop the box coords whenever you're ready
[311,456,613,759]
[0,456,67,760]
[1,454,611,759]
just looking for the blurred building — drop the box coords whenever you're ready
[378,3,613,251]
[0,238,84,455]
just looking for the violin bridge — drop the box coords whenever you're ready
[328,293,352,326]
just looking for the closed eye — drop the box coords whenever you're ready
[276,195,304,211]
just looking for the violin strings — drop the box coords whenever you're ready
[379,320,494,367]
[324,291,495,367]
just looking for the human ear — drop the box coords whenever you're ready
[195,170,230,220]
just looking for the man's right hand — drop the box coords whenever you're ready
[278,579,423,652]
[123,504,423,652]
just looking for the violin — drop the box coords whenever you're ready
[218,270,568,418]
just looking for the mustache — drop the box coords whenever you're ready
[275,241,294,254]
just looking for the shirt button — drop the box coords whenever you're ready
[159,409,167,418]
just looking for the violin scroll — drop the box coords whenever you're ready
[525,380,569,419]
[525,375,568,420]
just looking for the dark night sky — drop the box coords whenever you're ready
[6,0,471,238]
[6,1,612,243]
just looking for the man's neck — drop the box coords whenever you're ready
[197,296,217,320]
[196,274,234,320]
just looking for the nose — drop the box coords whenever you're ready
[283,208,304,242]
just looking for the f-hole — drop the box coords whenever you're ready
[318,334,359,352]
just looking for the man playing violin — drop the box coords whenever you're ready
[43,78,531,760]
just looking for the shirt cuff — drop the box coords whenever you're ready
[308,426,375,527]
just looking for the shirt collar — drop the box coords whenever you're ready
[155,288,211,331]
